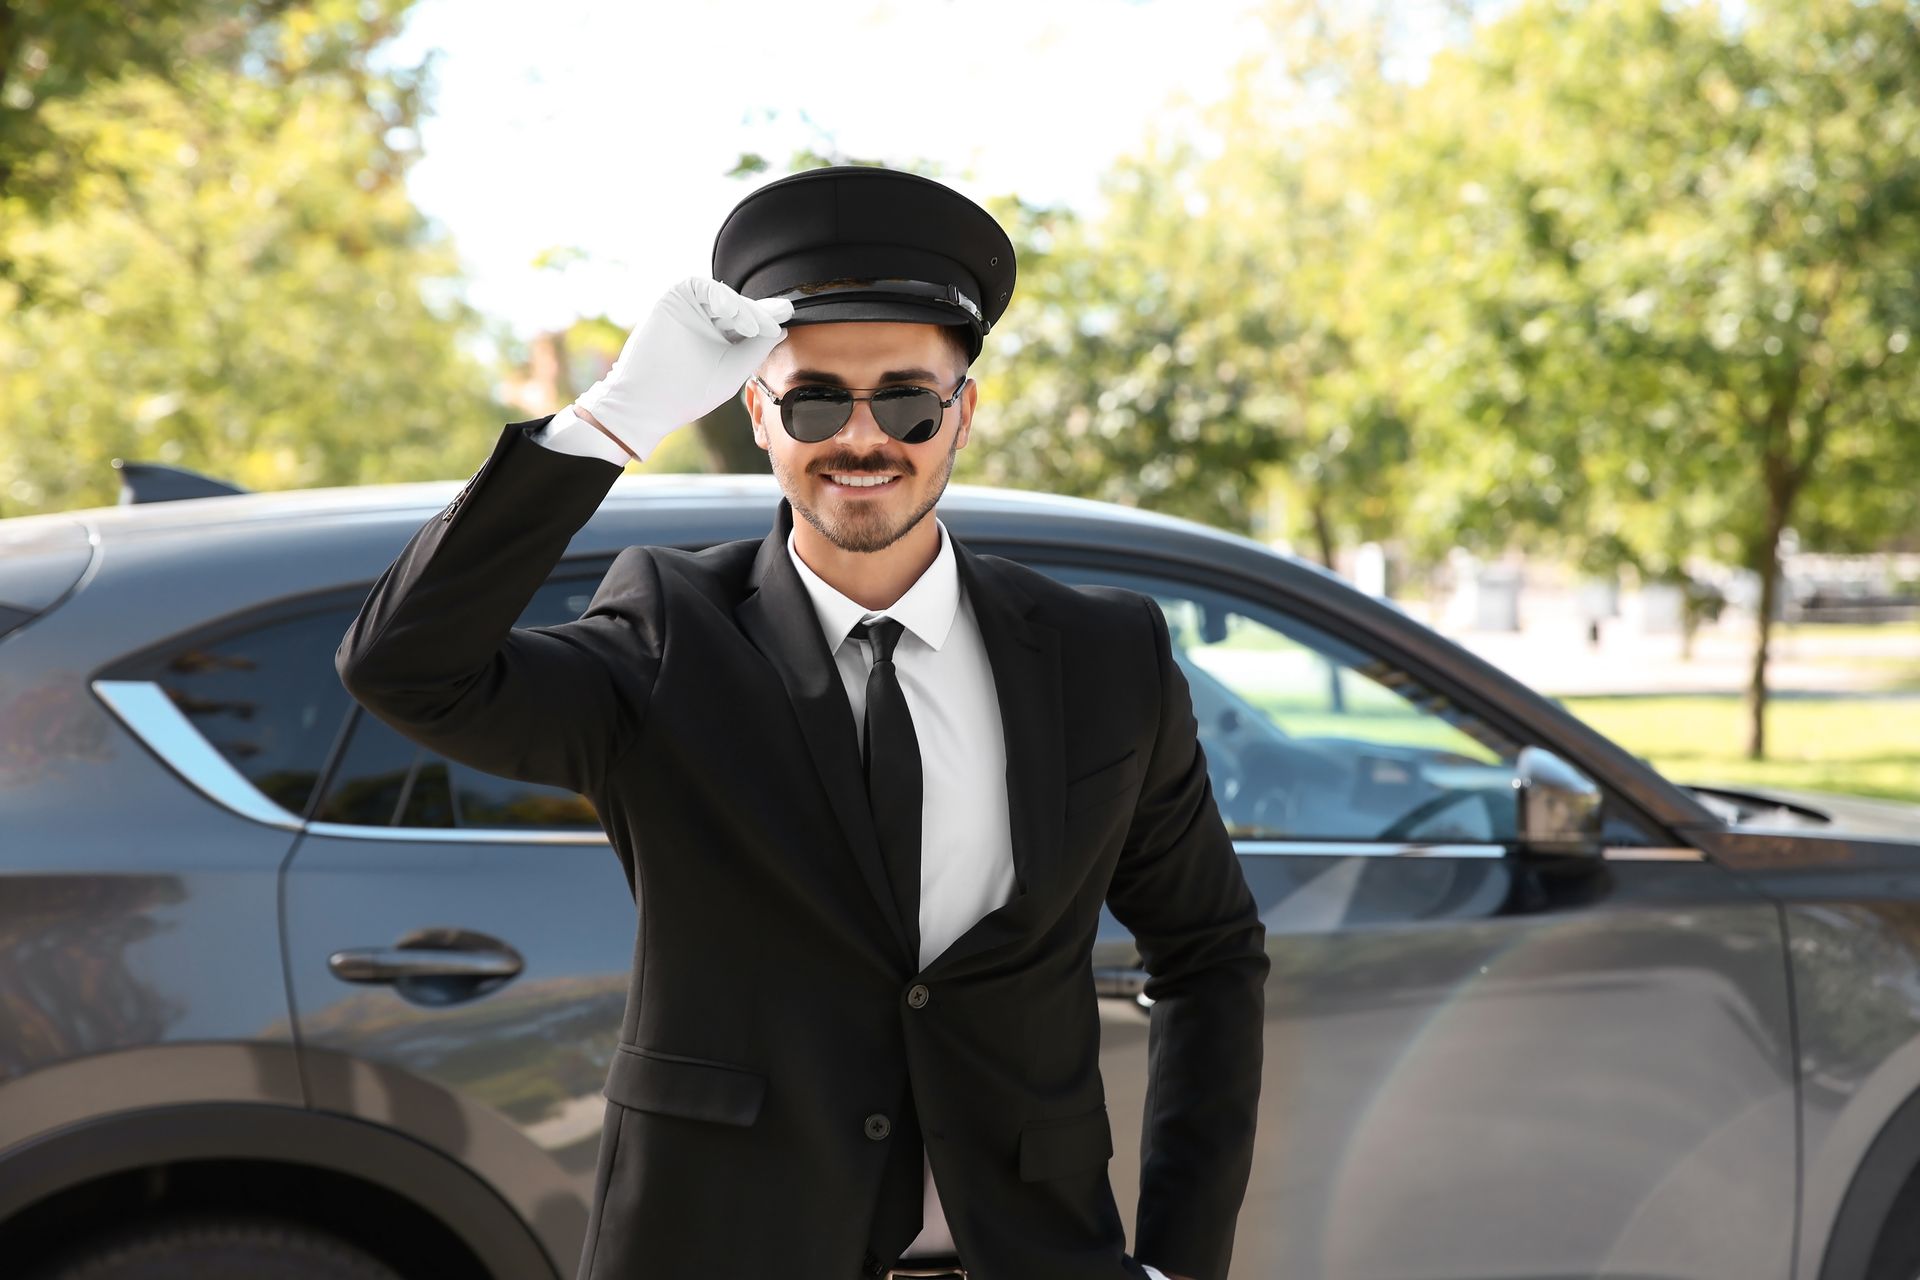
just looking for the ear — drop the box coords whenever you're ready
[742,380,771,452]
[953,375,978,452]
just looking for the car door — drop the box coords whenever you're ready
[1026,557,1797,1280]
[282,562,634,1273]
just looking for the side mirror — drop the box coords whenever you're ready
[1514,746,1603,857]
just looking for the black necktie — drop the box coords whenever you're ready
[849,617,925,1262]
[850,618,922,963]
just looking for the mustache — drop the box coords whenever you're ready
[808,450,916,477]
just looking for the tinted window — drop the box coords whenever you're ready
[315,572,607,832]
[1040,566,1524,843]
[130,607,359,816]
[311,709,455,826]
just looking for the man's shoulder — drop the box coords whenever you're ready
[607,536,764,601]
[965,547,1153,632]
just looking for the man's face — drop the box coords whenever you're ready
[744,321,976,555]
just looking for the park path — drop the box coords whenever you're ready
[1413,599,1920,699]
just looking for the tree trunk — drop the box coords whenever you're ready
[1744,524,1784,761]
[693,398,770,474]
[1743,361,1818,763]
[1679,576,1698,662]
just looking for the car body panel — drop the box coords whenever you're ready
[0,514,94,639]
[0,596,297,1082]
[0,1043,305,1155]
[1099,855,1796,1279]
[284,830,627,1271]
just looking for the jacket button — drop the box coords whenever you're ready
[864,1113,891,1141]
[906,983,930,1009]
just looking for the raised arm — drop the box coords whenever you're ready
[335,278,794,794]
[336,418,648,792]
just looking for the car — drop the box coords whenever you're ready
[3,461,1919,1280]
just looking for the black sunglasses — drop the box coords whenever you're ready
[750,374,969,445]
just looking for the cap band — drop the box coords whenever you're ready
[773,278,987,331]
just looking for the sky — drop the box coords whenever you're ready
[380,0,1271,339]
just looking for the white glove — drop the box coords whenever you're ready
[574,276,795,460]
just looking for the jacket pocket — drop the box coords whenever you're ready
[1064,750,1138,817]
[603,1043,768,1127]
[1019,1104,1114,1181]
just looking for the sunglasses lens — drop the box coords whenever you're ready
[783,387,854,442]
[871,387,943,444]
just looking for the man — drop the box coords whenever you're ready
[336,166,1267,1280]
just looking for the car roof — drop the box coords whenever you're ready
[49,472,1256,546]
[35,471,1350,590]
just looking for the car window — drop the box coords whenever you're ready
[1039,565,1524,843]
[122,606,361,817]
[313,572,607,832]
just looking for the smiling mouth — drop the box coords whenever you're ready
[825,473,899,489]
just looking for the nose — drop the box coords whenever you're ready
[831,397,893,450]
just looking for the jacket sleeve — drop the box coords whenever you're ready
[334,416,663,795]
[1105,593,1269,1280]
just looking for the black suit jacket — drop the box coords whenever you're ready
[336,418,1269,1280]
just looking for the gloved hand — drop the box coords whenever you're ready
[574,276,795,459]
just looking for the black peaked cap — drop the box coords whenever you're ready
[711,166,1016,363]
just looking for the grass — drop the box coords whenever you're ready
[1561,694,1920,805]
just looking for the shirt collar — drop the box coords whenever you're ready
[786,518,960,654]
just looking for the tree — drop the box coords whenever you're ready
[964,154,1297,534]
[0,0,504,516]
[0,1,330,288]
[1361,0,1920,757]
[1194,2,1423,563]
[965,5,1423,555]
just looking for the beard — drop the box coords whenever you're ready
[775,435,959,554]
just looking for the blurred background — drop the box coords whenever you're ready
[2,0,1915,801]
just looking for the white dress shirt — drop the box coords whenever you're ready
[529,418,1173,1279]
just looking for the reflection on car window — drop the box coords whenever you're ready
[313,572,606,832]
[1042,567,1523,843]
[131,607,359,816]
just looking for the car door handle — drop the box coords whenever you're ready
[1093,966,1153,1005]
[328,947,523,983]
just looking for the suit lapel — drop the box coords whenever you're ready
[735,502,917,966]
[921,542,1065,979]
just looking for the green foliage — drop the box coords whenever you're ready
[0,0,503,516]
[1367,0,1920,571]
[1,1,276,220]
[965,5,1421,550]
[964,161,1299,534]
